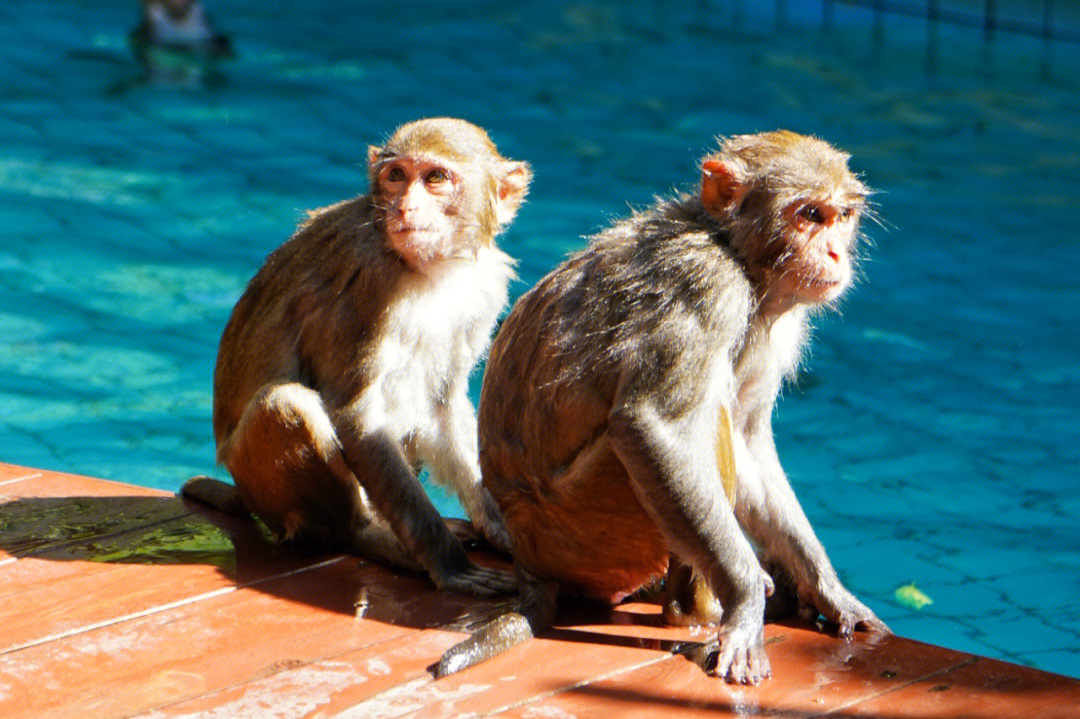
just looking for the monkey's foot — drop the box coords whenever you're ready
[706,624,771,685]
[179,476,247,515]
[798,578,891,639]
[443,518,485,549]
[433,562,517,599]
[442,517,512,557]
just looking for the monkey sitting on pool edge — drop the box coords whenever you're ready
[436,130,890,683]
[183,118,531,599]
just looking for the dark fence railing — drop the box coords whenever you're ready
[821,0,1079,44]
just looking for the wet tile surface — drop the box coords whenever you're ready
[2,462,1078,718]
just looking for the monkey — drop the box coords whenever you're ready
[182,118,531,598]
[436,130,889,682]
[130,0,232,80]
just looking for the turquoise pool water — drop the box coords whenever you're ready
[2,1,1077,678]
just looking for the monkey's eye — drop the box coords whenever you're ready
[424,169,450,185]
[386,167,407,183]
[799,205,825,224]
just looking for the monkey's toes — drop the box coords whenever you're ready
[863,615,892,635]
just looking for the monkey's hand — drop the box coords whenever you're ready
[706,611,771,685]
[431,560,517,599]
[797,576,891,639]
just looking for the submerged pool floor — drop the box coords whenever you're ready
[0,1,1078,678]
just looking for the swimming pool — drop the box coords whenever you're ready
[1,0,1077,679]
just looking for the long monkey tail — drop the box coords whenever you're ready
[433,574,557,678]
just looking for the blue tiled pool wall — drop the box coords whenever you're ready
[1,1,1077,678]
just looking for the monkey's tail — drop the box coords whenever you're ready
[434,610,535,678]
[432,577,557,678]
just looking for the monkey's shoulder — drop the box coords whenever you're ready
[248,197,393,295]
[570,202,754,331]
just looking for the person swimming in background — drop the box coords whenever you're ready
[130,0,232,82]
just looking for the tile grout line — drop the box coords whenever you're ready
[811,656,981,718]
[473,650,691,718]
[0,556,348,656]
[0,472,43,487]
[126,625,440,719]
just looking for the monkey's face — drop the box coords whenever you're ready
[776,195,863,305]
[375,157,468,270]
[156,0,196,20]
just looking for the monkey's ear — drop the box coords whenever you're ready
[367,145,384,171]
[495,161,533,227]
[701,158,746,217]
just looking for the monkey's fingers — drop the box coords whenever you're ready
[707,627,771,685]
[846,612,891,637]
[799,582,890,639]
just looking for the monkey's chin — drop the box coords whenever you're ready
[388,230,452,270]
[799,277,848,305]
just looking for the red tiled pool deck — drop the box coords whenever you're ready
[2,461,1078,718]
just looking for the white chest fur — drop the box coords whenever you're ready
[732,307,808,429]
[358,246,514,439]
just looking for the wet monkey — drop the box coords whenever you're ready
[437,130,888,682]
[132,0,231,57]
[183,118,531,598]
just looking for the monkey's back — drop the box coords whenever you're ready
[212,197,399,449]
[479,197,754,601]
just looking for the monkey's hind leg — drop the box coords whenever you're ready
[220,383,413,572]
[433,568,557,678]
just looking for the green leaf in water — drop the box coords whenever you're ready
[895,582,933,610]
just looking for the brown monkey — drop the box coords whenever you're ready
[437,130,889,681]
[183,118,531,598]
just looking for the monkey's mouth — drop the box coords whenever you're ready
[806,277,841,289]
[390,224,437,236]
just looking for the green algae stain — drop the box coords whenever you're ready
[895,582,934,610]
[87,521,236,571]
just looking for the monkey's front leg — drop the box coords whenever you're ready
[428,396,513,555]
[738,427,889,638]
[608,403,771,684]
[333,417,515,598]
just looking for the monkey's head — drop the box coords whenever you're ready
[701,130,869,312]
[146,0,197,21]
[368,118,532,272]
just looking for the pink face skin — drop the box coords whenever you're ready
[377,157,463,270]
[780,196,862,305]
